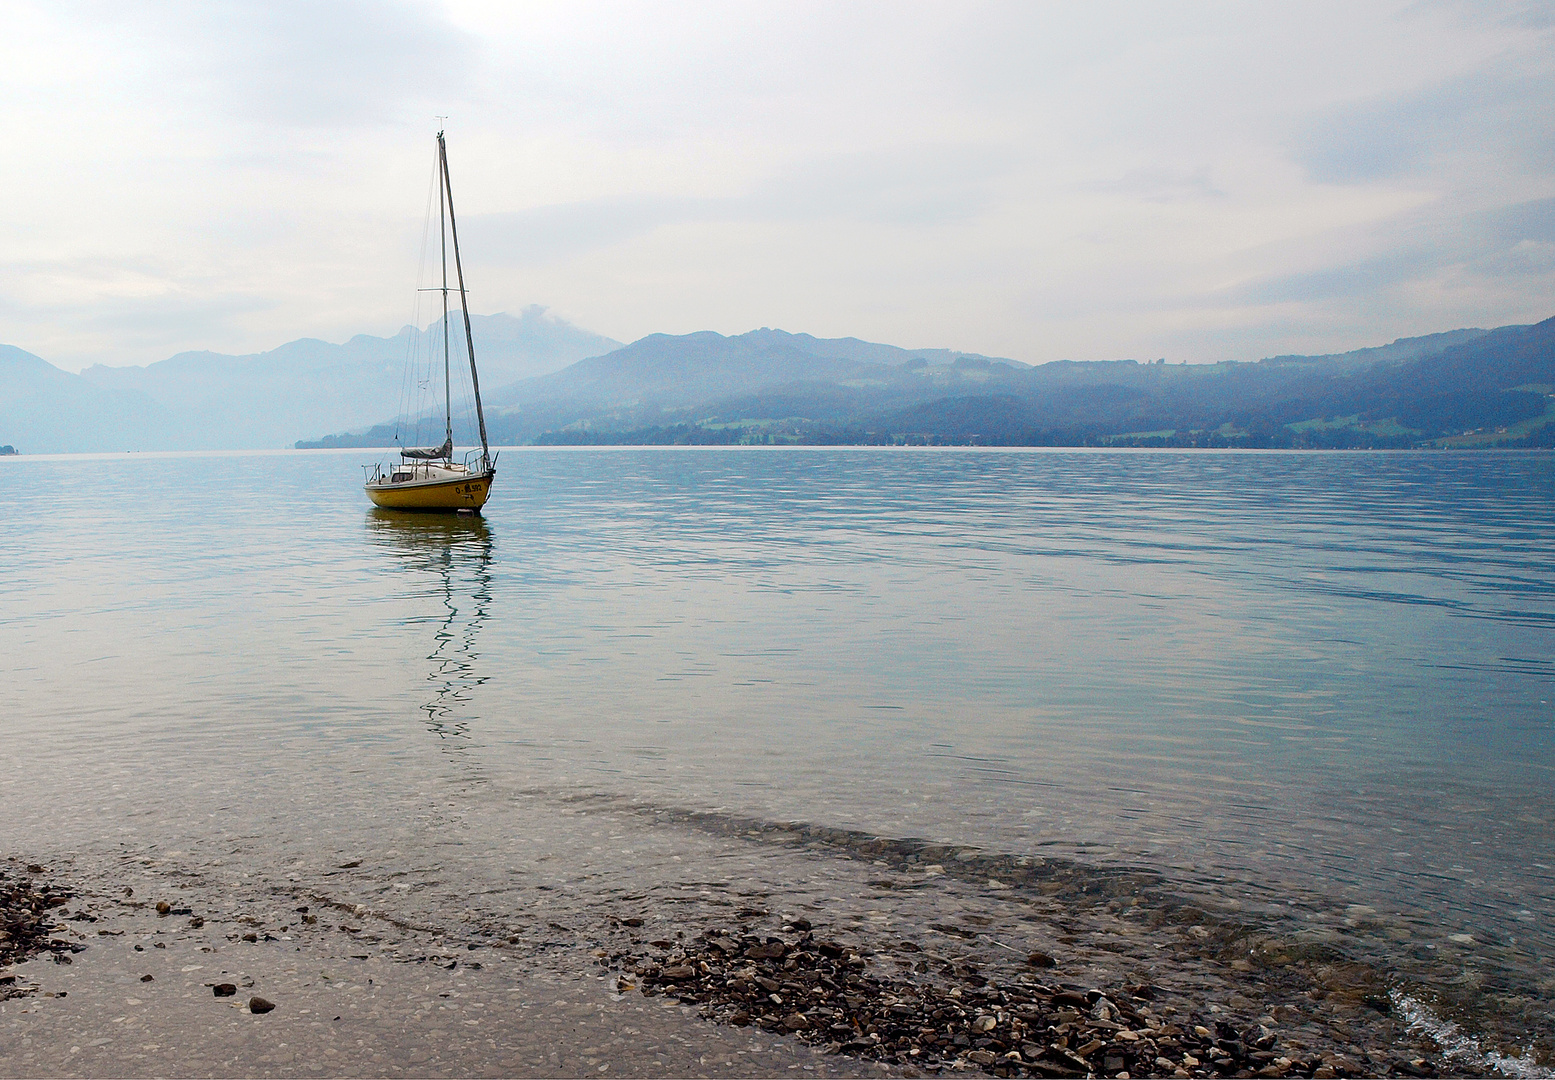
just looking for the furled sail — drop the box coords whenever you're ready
[401,437,453,460]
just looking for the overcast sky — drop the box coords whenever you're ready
[3,0,1553,370]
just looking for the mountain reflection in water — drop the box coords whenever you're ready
[366,509,493,744]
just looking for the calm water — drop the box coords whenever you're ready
[2,448,1552,1015]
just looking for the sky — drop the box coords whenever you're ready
[2,0,1553,371]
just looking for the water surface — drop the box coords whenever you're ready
[2,447,1551,1032]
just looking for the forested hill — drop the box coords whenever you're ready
[311,317,1551,450]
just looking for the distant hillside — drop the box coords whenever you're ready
[301,329,1027,448]
[495,318,1554,450]
[10,314,1551,454]
[1,308,618,453]
[0,344,177,453]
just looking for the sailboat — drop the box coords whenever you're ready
[365,130,496,512]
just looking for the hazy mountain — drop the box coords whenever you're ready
[489,330,897,407]
[2,308,618,453]
[734,328,1027,369]
[9,313,1549,454]
[510,319,1555,449]
[303,328,1029,448]
[0,344,177,453]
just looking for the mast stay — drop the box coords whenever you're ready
[438,130,491,468]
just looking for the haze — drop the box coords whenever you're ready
[3,0,1552,372]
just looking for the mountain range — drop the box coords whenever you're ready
[0,307,618,453]
[306,318,1555,451]
[4,311,1553,454]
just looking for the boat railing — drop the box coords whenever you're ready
[463,448,495,473]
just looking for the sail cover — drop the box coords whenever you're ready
[401,437,453,460]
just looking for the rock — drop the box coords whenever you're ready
[782,1013,809,1030]
[213,983,237,997]
[140,974,153,982]
[966,1050,997,1065]
[189,917,204,928]
[621,917,644,927]
[155,901,171,915]
[661,965,696,980]
[789,917,812,931]
[26,865,43,874]
[338,860,361,869]
[248,996,276,1014]
[241,932,258,942]
[1027,950,1057,968]
[745,941,787,960]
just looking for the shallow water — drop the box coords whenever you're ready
[2,447,1552,1044]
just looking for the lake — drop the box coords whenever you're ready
[2,447,1551,1063]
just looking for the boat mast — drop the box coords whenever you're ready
[437,130,490,467]
[439,139,452,455]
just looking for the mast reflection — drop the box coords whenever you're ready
[365,509,493,745]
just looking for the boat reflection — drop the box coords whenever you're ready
[365,509,493,745]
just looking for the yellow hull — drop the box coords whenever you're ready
[365,469,494,511]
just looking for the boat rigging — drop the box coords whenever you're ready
[364,130,497,512]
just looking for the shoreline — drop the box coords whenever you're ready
[4,821,1544,1079]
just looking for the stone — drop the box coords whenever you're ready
[155,901,170,915]
[782,1013,809,1030]
[1027,951,1057,968]
[214,984,237,997]
[189,916,204,928]
[249,996,276,1014]
[140,974,153,982]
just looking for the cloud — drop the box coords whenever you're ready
[465,143,1021,266]
[77,0,477,129]
[1224,196,1555,305]
[1291,65,1555,185]
[4,1,1554,370]
[466,197,721,267]
[1081,167,1227,203]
